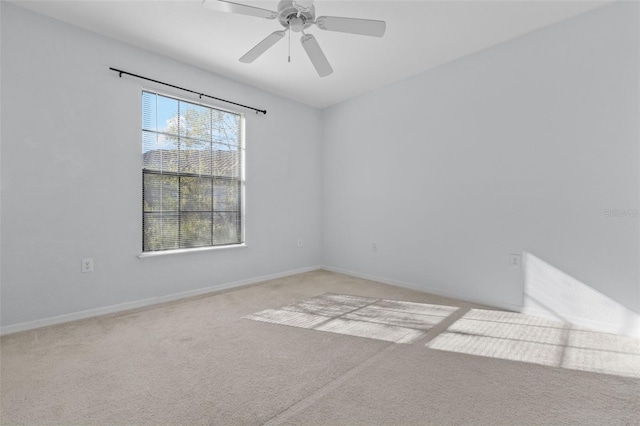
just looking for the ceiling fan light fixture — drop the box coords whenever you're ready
[205,0,386,76]
[288,16,305,32]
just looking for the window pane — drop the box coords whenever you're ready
[159,134,180,173]
[213,212,241,245]
[180,176,212,211]
[142,92,157,131]
[158,96,180,136]
[214,179,240,211]
[180,101,211,141]
[143,132,180,173]
[179,138,212,175]
[180,212,213,248]
[143,174,178,212]
[144,213,179,251]
[142,131,159,170]
[213,111,240,147]
[213,143,240,178]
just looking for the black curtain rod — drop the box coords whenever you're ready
[109,67,267,115]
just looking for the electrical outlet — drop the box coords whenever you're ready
[372,243,377,252]
[297,239,303,247]
[509,254,521,269]
[82,258,94,273]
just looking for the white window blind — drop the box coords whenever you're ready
[142,90,244,252]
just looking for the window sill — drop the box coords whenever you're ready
[138,244,247,259]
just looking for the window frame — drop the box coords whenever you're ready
[140,88,246,255]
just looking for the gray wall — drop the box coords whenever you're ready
[322,2,639,331]
[1,3,323,327]
[2,2,638,335]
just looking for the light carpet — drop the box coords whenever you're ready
[1,270,638,425]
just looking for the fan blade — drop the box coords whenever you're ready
[203,0,278,20]
[300,34,333,77]
[315,16,386,37]
[240,31,286,63]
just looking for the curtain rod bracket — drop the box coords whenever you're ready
[109,67,267,115]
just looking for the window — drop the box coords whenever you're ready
[142,90,244,252]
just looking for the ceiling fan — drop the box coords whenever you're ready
[202,0,386,77]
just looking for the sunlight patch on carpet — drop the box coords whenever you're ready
[427,308,640,378]
[244,294,458,344]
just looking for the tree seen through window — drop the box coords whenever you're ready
[142,91,244,252]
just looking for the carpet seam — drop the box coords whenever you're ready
[260,303,473,425]
[260,341,398,426]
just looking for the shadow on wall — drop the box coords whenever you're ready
[522,252,639,339]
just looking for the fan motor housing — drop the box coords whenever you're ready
[277,0,315,31]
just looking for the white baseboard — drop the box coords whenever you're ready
[322,265,523,312]
[0,265,322,336]
[6,265,635,339]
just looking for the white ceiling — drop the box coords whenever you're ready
[11,0,610,109]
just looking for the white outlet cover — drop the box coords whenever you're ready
[82,258,94,273]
